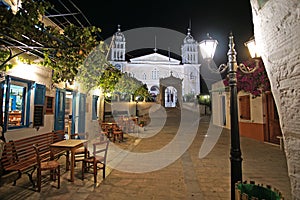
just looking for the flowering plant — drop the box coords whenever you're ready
[223,58,270,97]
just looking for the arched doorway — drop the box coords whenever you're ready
[150,85,159,102]
[159,72,183,108]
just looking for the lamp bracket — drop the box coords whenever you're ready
[208,59,259,75]
[218,63,228,73]
[204,59,228,74]
[238,58,260,74]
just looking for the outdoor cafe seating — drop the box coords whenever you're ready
[71,132,90,165]
[101,115,139,142]
[81,139,109,184]
[101,122,123,142]
[33,144,60,192]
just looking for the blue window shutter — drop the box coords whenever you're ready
[34,83,46,105]
[33,84,46,127]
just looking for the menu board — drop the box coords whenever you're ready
[33,105,44,127]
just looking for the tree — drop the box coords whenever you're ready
[43,24,103,83]
[0,0,103,83]
[0,0,52,70]
[99,65,122,98]
[113,72,150,101]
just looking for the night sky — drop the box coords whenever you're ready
[55,0,254,65]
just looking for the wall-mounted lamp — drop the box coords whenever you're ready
[244,37,260,59]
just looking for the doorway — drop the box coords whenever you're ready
[54,89,86,138]
[164,86,177,107]
[264,92,282,144]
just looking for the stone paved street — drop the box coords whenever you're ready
[0,107,292,200]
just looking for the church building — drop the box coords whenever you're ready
[109,25,201,104]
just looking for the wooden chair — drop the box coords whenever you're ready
[100,123,111,138]
[112,123,123,142]
[32,144,60,192]
[71,132,90,165]
[81,139,109,184]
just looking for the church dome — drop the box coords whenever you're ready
[114,25,125,42]
[183,28,196,44]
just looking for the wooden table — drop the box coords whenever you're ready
[50,139,88,182]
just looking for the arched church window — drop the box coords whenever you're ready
[151,68,159,80]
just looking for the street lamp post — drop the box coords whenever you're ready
[200,33,259,200]
[226,33,243,200]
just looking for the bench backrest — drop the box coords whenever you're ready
[52,130,65,143]
[1,141,17,172]
[11,132,53,164]
[1,130,65,172]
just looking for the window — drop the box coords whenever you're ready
[2,76,33,130]
[239,95,251,120]
[7,84,24,127]
[143,73,147,80]
[151,68,159,80]
[45,96,54,114]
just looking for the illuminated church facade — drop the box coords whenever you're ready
[109,26,201,104]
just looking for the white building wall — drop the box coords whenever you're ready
[211,80,230,129]
[5,63,55,140]
[4,62,103,142]
[250,0,300,198]
[124,62,196,96]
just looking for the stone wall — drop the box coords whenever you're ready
[250,0,300,199]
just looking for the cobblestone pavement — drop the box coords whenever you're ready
[0,107,292,200]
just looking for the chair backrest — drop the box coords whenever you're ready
[93,140,109,164]
[32,144,41,167]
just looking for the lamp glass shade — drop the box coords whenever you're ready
[199,38,218,60]
[244,39,260,58]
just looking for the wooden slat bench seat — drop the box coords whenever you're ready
[0,130,66,187]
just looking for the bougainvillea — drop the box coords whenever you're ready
[223,58,271,98]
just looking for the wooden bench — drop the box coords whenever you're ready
[0,130,66,187]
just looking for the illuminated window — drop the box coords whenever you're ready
[2,77,33,130]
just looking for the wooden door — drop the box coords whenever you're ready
[264,92,282,144]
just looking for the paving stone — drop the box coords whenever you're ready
[0,108,292,200]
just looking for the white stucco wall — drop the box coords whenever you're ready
[5,63,55,140]
[211,81,264,129]
[250,0,300,199]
